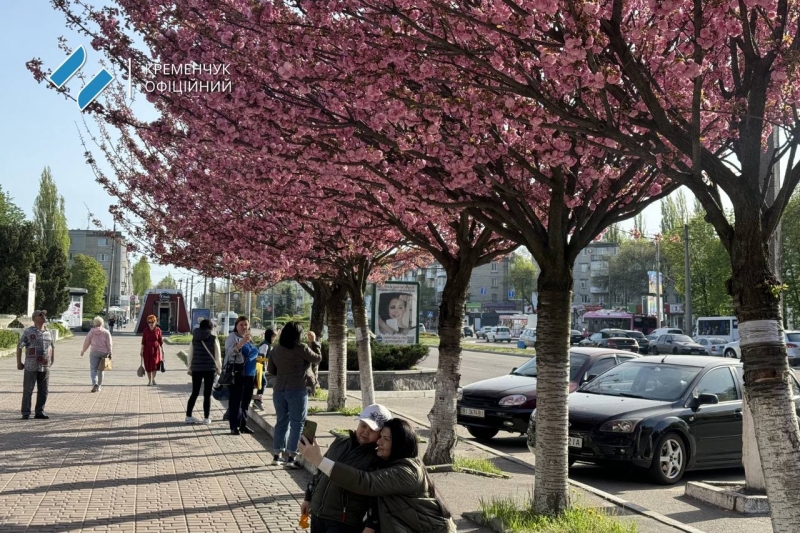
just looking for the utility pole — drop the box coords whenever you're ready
[655,237,662,328]
[684,223,692,334]
[106,222,116,315]
[225,276,232,332]
[271,285,275,327]
[203,276,207,309]
[245,290,252,319]
[210,278,216,316]
[189,275,194,316]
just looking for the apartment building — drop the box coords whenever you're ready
[68,229,132,314]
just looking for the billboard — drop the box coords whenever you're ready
[191,308,212,330]
[373,282,420,345]
[647,271,663,294]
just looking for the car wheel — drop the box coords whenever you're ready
[467,426,499,442]
[724,349,736,359]
[649,432,686,484]
[672,348,679,354]
[650,347,659,355]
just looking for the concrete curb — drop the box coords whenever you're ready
[248,407,320,475]
[382,403,709,533]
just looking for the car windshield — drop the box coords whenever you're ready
[672,335,694,343]
[579,362,702,401]
[706,338,727,345]
[625,331,645,339]
[513,353,589,380]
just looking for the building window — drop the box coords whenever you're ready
[96,253,109,262]
[491,294,497,301]
[596,296,605,304]
[98,238,109,247]
[580,264,588,273]
[581,294,590,303]
[580,280,587,289]
[491,278,499,288]
[490,262,498,272]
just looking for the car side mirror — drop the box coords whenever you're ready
[511,367,517,373]
[695,393,719,408]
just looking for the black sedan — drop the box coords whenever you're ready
[570,329,585,345]
[649,334,707,355]
[527,356,800,483]
[623,330,650,354]
[580,329,639,353]
[457,348,640,441]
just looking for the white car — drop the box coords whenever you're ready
[722,340,741,359]
[486,326,512,343]
[696,337,728,356]
[723,333,800,364]
[519,328,537,347]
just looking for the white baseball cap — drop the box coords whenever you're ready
[357,404,393,431]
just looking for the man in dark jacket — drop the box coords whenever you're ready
[301,404,392,533]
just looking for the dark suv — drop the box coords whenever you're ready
[580,329,640,353]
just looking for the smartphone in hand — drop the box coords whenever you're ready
[302,420,317,444]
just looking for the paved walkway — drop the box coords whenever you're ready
[0,330,309,532]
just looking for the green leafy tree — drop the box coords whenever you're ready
[604,223,624,244]
[32,167,70,256]
[781,193,800,328]
[662,208,732,317]
[0,186,25,225]
[155,274,178,289]
[600,240,656,308]
[0,222,42,314]
[660,190,690,235]
[509,253,538,310]
[69,254,107,315]
[132,256,152,299]
[36,244,70,315]
[633,212,647,237]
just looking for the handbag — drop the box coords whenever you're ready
[99,356,112,371]
[137,356,145,377]
[158,347,165,372]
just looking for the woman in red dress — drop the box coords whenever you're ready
[141,315,164,386]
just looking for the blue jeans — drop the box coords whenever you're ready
[272,388,308,454]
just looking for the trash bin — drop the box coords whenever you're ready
[517,340,526,349]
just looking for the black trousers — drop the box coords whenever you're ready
[186,371,215,418]
[228,375,255,431]
[310,516,363,533]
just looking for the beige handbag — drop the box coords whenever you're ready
[99,356,113,371]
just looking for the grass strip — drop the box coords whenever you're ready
[453,457,503,476]
[480,499,637,533]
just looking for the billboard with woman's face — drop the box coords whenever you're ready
[373,282,420,345]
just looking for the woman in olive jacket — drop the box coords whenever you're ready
[299,418,456,533]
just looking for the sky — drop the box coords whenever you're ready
[0,1,203,299]
[0,1,721,292]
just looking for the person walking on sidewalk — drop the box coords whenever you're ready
[305,331,322,394]
[80,316,113,393]
[141,315,164,386]
[108,316,116,335]
[225,316,259,435]
[16,310,54,420]
[185,319,222,425]
[300,404,393,533]
[299,418,456,533]
[253,328,277,409]
[267,321,322,468]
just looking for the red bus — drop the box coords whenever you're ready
[583,311,657,335]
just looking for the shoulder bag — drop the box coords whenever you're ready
[218,335,242,387]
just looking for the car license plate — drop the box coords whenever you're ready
[460,408,485,418]
[568,437,582,448]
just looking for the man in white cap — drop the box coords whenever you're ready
[300,404,392,533]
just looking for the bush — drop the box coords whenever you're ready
[50,323,71,338]
[0,330,19,349]
[318,341,428,371]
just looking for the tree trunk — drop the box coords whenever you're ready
[326,284,348,411]
[531,266,573,515]
[730,217,800,531]
[309,280,326,339]
[423,268,470,465]
[350,289,375,407]
[742,396,766,491]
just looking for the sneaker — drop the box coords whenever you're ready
[230,428,241,435]
[202,418,211,425]
[97,385,102,392]
[284,457,301,469]
[272,455,285,466]
[91,385,99,393]
[185,416,201,424]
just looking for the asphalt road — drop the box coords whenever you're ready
[415,345,778,533]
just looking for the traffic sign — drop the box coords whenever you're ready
[480,287,487,295]
[427,311,434,318]
[508,290,515,299]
